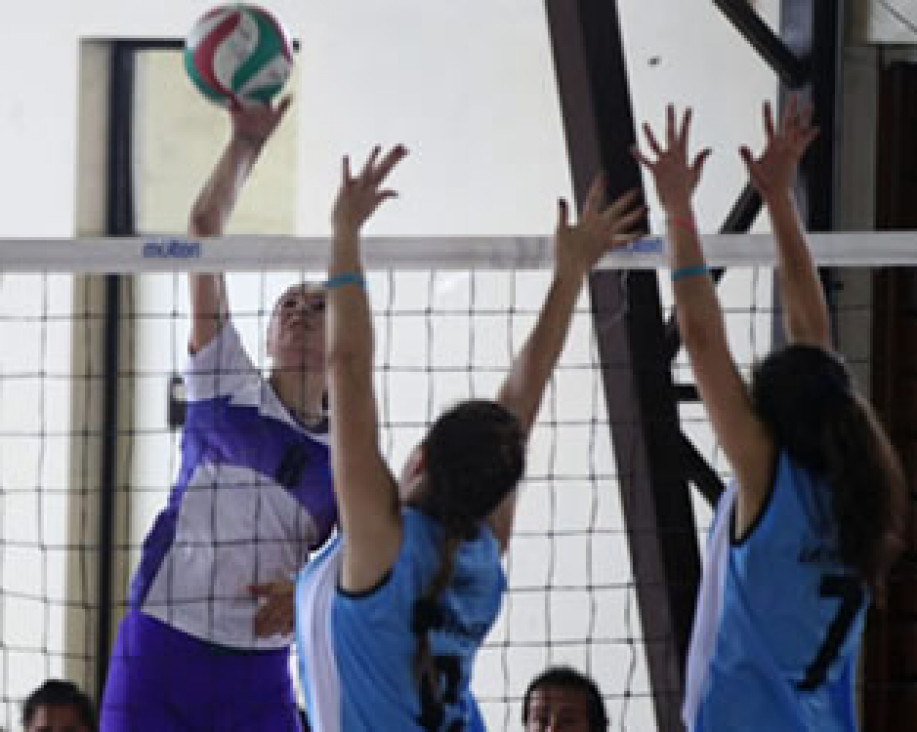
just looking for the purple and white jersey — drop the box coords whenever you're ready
[128,322,336,650]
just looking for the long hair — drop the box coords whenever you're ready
[751,344,906,603]
[410,399,525,728]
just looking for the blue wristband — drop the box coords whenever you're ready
[325,273,366,290]
[671,265,710,283]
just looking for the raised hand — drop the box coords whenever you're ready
[632,105,711,215]
[554,176,645,279]
[230,95,292,148]
[740,96,819,203]
[332,145,408,238]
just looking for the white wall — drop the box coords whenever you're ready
[1,0,781,240]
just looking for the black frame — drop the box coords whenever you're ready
[96,42,131,701]
[96,37,183,701]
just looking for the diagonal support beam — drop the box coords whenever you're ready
[545,2,701,728]
[714,0,809,87]
[679,433,726,507]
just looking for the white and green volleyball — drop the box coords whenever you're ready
[184,4,293,107]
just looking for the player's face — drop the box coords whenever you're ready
[25,704,91,732]
[525,686,593,732]
[267,284,327,369]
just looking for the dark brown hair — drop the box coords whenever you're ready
[522,666,608,731]
[23,679,95,730]
[410,399,525,727]
[751,344,906,603]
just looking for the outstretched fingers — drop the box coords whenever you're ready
[800,124,820,149]
[631,144,655,170]
[635,106,694,166]
[609,204,647,238]
[691,147,712,178]
[358,145,382,181]
[642,122,663,158]
[354,145,407,184]
[763,101,776,142]
[335,144,408,231]
[782,93,800,134]
[557,198,570,230]
[774,95,819,153]
[600,192,646,251]
[602,188,641,221]
[372,144,409,185]
[348,144,408,193]
[678,107,694,154]
[582,173,607,217]
[666,104,677,148]
[798,102,814,133]
[738,144,756,172]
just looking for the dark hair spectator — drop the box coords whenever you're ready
[522,666,608,731]
[22,679,95,732]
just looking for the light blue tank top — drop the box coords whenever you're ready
[296,507,505,731]
[684,451,866,731]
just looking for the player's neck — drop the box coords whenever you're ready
[270,369,326,426]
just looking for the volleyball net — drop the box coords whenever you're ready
[0,233,888,730]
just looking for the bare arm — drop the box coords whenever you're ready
[187,99,291,352]
[740,98,828,349]
[635,106,773,532]
[326,145,408,593]
[488,178,645,552]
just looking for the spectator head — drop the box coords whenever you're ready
[22,680,94,732]
[522,666,608,732]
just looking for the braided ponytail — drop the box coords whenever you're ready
[412,529,464,729]
[407,399,525,728]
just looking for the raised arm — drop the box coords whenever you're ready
[488,177,645,551]
[187,98,291,352]
[327,145,408,593]
[635,106,773,528]
[740,98,828,349]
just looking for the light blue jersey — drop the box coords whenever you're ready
[684,451,866,731]
[296,508,505,731]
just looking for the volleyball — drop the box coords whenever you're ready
[184,4,293,107]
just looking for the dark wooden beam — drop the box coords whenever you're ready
[544,2,701,727]
[782,0,844,232]
[679,433,726,507]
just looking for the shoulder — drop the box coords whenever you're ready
[733,450,832,547]
[189,319,247,364]
[184,321,258,402]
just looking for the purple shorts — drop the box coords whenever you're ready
[100,610,303,732]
